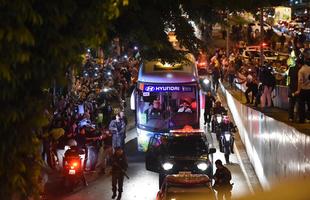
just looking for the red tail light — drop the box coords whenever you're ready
[70,161,79,169]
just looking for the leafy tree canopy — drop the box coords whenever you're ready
[108,0,287,61]
[0,0,125,198]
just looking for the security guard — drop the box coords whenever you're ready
[111,147,128,200]
[213,159,232,200]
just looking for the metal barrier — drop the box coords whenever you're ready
[235,75,289,110]
[221,83,310,190]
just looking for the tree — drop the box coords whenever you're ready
[107,0,202,62]
[0,0,126,198]
[106,0,287,61]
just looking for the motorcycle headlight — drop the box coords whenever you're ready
[162,162,173,171]
[224,133,231,141]
[203,78,210,85]
[197,162,208,171]
[216,116,222,123]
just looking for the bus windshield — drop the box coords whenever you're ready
[136,84,199,132]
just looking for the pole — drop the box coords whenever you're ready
[260,8,264,66]
[226,11,229,57]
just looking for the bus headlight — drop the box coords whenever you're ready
[162,162,173,171]
[197,162,208,171]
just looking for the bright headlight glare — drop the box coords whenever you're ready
[224,133,231,141]
[197,162,208,171]
[216,116,222,123]
[203,79,210,85]
[162,162,173,171]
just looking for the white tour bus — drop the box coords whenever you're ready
[131,58,201,151]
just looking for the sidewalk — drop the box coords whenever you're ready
[223,82,310,135]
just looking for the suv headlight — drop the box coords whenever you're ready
[197,162,208,171]
[162,162,173,171]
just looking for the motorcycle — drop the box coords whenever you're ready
[63,147,87,191]
[211,112,227,140]
[219,129,236,164]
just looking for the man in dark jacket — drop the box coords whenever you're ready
[259,65,276,109]
[287,60,301,121]
[204,91,216,127]
[213,159,232,200]
[111,147,128,200]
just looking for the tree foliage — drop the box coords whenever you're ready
[108,0,202,62]
[0,0,125,198]
[107,0,287,61]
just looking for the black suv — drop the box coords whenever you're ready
[145,129,216,187]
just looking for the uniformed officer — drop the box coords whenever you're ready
[111,147,128,200]
[213,159,232,200]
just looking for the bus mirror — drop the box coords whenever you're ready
[130,89,136,110]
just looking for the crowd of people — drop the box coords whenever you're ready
[198,33,309,123]
[40,51,139,198]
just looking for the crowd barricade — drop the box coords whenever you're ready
[272,85,289,110]
[235,74,289,110]
[220,83,310,190]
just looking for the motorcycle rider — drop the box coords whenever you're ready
[211,101,227,132]
[212,101,227,115]
[111,147,128,200]
[213,159,233,200]
[63,139,88,186]
[204,91,216,127]
[219,116,236,164]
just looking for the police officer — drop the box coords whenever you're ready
[213,159,232,200]
[109,113,126,150]
[111,147,128,200]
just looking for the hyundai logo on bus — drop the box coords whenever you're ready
[143,85,192,92]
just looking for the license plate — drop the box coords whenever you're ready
[69,169,76,175]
